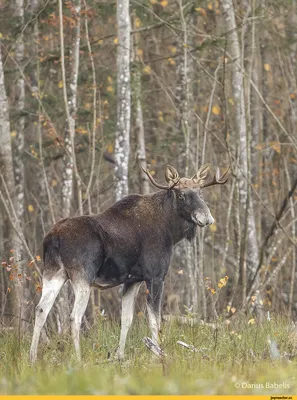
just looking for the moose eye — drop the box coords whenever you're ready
[178,192,185,200]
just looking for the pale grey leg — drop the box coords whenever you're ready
[116,281,142,360]
[30,270,67,364]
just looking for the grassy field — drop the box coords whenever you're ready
[0,314,297,395]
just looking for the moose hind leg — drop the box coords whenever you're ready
[70,278,91,361]
[30,270,67,364]
[146,278,164,345]
[117,281,142,360]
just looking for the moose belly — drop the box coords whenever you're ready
[93,256,141,289]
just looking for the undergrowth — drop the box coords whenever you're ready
[0,314,296,394]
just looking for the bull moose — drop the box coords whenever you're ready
[30,164,229,363]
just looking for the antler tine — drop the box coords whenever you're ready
[141,166,174,190]
[201,166,230,189]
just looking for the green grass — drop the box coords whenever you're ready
[1,314,297,394]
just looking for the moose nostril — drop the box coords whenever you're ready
[208,216,215,225]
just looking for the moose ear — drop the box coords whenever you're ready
[165,165,179,183]
[191,163,211,185]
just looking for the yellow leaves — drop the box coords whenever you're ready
[177,269,184,275]
[160,0,168,7]
[36,255,41,261]
[134,17,141,28]
[0,33,3,39]
[158,111,164,122]
[76,126,88,134]
[106,85,114,93]
[107,144,113,153]
[269,141,281,154]
[212,105,221,115]
[264,63,271,72]
[136,48,143,58]
[97,39,103,45]
[107,76,113,84]
[27,204,34,213]
[51,179,57,187]
[84,103,92,110]
[218,275,229,289]
[168,57,176,65]
[209,223,217,233]
[10,131,17,138]
[228,98,235,106]
[150,0,157,4]
[113,37,119,45]
[195,7,207,17]
[169,46,177,54]
[248,318,256,325]
[143,65,152,75]
[58,80,63,89]
[290,93,296,100]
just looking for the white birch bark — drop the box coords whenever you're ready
[13,0,25,222]
[0,46,21,326]
[221,0,259,278]
[132,17,149,195]
[60,0,82,217]
[174,1,200,314]
[115,0,131,201]
[58,0,82,332]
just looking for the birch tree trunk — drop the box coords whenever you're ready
[0,46,20,327]
[174,1,200,314]
[114,0,131,201]
[221,0,259,287]
[132,16,149,195]
[12,0,28,328]
[60,0,82,217]
[58,0,82,332]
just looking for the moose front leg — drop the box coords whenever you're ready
[146,278,164,345]
[116,281,142,360]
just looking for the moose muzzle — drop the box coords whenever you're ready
[192,212,214,227]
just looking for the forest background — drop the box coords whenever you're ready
[0,0,297,339]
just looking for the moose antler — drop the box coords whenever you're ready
[200,166,230,189]
[141,166,180,190]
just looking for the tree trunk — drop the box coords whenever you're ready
[114,0,131,201]
[221,0,259,290]
[132,15,149,195]
[58,0,82,333]
[0,46,21,328]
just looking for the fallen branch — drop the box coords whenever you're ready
[142,337,165,358]
[177,340,198,353]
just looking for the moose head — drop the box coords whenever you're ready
[142,163,229,228]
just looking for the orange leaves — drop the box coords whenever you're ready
[255,141,282,154]
[269,141,281,154]
[205,276,229,295]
